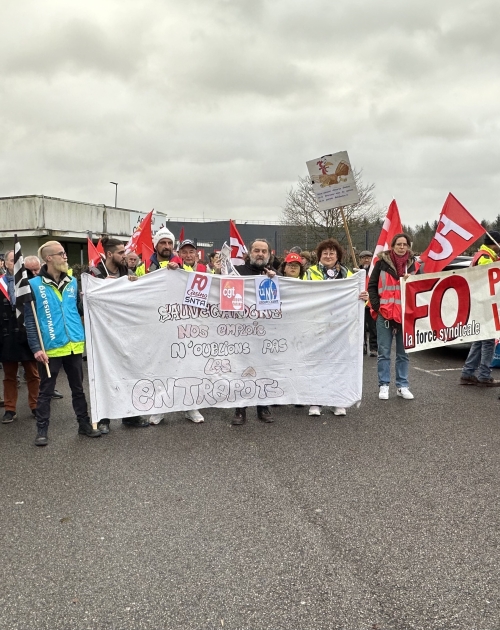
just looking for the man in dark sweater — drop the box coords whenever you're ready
[232,238,276,426]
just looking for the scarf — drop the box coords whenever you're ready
[390,250,409,278]
[319,262,343,280]
[4,272,15,309]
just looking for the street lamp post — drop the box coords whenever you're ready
[110,182,118,208]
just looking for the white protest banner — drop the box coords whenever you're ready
[82,270,366,421]
[306,151,360,211]
[402,262,500,352]
[255,276,280,311]
[183,272,213,309]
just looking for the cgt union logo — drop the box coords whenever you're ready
[220,279,244,311]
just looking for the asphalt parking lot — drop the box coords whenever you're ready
[1,347,499,630]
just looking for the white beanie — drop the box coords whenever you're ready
[153,227,175,248]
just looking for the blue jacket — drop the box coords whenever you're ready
[25,269,84,355]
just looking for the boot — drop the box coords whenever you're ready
[78,421,102,437]
[121,416,149,428]
[97,419,110,434]
[232,408,246,426]
[35,427,48,446]
[257,406,274,423]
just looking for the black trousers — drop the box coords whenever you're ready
[35,353,90,429]
[365,307,378,352]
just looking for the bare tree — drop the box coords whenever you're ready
[281,169,384,253]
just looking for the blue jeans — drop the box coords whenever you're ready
[376,315,409,388]
[461,339,495,382]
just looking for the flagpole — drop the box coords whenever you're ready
[486,232,500,249]
[339,207,357,268]
[30,303,52,378]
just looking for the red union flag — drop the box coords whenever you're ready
[229,220,247,265]
[88,238,104,267]
[419,194,486,273]
[220,278,245,311]
[368,199,403,277]
[126,210,154,255]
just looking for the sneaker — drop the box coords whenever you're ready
[2,410,18,423]
[148,413,164,425]
[397,387,414,400]
[379,385,389,400]
[35,427,48,446]
[122,416,149,427]
[308,406,321,416]
[333,407,346,416]
[185,410,204,423]
[78,422,102,437]
[460,375,478,385]
[369,350,377,357]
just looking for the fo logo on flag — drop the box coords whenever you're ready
[220,279,244,311]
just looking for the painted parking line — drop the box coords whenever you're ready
[414,367,463,377]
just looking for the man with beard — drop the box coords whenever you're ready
[135,227,182,276]
[24,241,101,446]
[85,237,149,432]
[231,238,276,426]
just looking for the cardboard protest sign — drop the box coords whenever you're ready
[306,151,359,211]
[82,269,366,420]
[402,262,500,352]
[183,272,213,309]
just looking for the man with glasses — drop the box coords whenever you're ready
[24,241,101,445]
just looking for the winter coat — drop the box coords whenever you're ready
[0,288,36,363]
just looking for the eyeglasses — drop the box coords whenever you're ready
[50,251,67,258]
[394,243,409,248]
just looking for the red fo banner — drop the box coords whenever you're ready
[220,278,245,311]
[402,262,500,352]
[419,194,486,273]
[368,200,403,277]
[229,220,247,266]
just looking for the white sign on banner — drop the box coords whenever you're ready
[255,276,281,311]
[306,150,360,211]
[402,262,500,352]
[183,272,213,309]
[82,269,366,421]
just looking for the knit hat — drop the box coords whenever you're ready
[153,227,175,248]
[484,231,500,246]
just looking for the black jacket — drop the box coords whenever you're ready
[85,260,130,278]
[0,289,35,363]
[234,261,272,276]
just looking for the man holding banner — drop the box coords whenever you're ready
[135,228,182,276]
[460,231,500,387]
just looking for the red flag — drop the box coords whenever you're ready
[141,241,154,272]
[419,194,486,273]
[126,210,154,255]
[229,219,247,265]
[368,200,403,277]
[88,238,104,267]
[179,227,185,244]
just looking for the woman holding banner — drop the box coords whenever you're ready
[306,239,368,417]
[368,233,420,401]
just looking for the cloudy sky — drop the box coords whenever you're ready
[1,0,499,227]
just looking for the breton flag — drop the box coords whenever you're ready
[419,193,486,273]
[13,235,33,326]
[368,200,403,277]
[229,219,247,265]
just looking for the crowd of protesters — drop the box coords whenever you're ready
[1,228,498,446]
